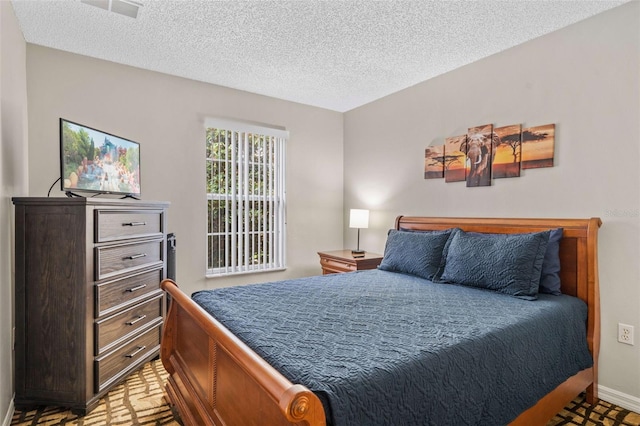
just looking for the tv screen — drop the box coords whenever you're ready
[60,118,141,197]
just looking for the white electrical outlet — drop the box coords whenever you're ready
[618,323,634,345]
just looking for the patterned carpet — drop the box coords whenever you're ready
[10,360,640,425]
[551,398,640,426]
[11,360,181,426]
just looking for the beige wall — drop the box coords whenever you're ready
[344,2,640,404]
[0,1,29,423]
[25,45,344,295]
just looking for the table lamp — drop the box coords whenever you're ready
[349,209,369,256]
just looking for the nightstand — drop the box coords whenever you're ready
[318,250,384,275]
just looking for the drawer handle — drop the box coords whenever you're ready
[126,315,147,326]
[125,345,147,358]
[126,284,147,293]
[123,222,147,226]
[125,253,147,260]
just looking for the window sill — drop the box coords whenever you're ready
[206,266,286,279]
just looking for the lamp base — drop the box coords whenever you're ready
[351,249,365,257]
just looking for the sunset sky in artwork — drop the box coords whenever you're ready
[493,124,521,164]
[494,145,516,163]
[445,135,466,169]
[424,146,443,172]
[522,124,555,162]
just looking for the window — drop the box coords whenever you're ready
[205,118,287,276]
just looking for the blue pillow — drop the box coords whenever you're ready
[437,229,551,300]
[463,228,564,295]
[378,228,455,281]
[539,228,563,295]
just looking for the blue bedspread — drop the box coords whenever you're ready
[192,269,592,426]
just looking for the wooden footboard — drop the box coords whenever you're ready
[160,279,326,426]
[161,216,601,426]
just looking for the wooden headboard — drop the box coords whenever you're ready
[395,216,602,375]
[395,216,601,299]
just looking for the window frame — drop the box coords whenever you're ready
[205,118,288,277]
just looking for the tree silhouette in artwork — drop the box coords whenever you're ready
[425,146,446,177]
[427,155,445,169]
[522,130,548,142]
[443,154,464,170]
[500,132,522,163]
[521,129,552,169]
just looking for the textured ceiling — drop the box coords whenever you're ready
[11,0,628,112]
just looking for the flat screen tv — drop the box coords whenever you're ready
[60,118,141,198]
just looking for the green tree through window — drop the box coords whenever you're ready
[206,122,287,276]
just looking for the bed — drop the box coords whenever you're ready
[160,216,601,425]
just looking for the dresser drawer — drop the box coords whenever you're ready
[96,268,164,317]
[320,257,356,273]
[96,238,163,281]
[95,294,163,355]
[95,324,161,393]
[95,210,163,242]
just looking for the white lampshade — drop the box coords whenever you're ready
[349,209,369,229]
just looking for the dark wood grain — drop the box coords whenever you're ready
[95,294,163,355]
[95,210,163,242]
[95,267,164,318]
[19,207,86,403]
[95,324,161,393]
[95,238,163,280]
[12,198,169,415]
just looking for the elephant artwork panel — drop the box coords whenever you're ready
[444,135,467,183]
[465,124,497,187]
[493,124,522,178]
[424,145,445,179]
[522,124,555,169]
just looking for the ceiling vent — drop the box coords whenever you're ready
[81,0,143,19]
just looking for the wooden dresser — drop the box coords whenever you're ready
[12,197,169,414]
[318,250,383,274]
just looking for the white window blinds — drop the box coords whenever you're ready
[205,119,287,276]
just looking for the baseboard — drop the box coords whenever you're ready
[598,385,640,413]
[2,397,14,426]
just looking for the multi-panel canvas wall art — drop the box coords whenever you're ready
[424,145,445,179]
[493,124,522,178]
[424,122,554,187]
[522,124,555,169]
[465,124,494,187]
[444,135,467,183]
